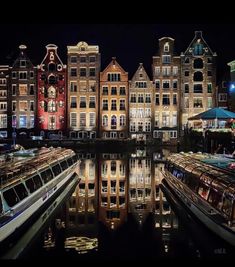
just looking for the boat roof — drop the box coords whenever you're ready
[0,147,75,190]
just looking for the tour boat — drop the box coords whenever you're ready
[0,147,80,244]
[162,152,235,246]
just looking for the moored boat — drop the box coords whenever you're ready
[0,147,80,244]
[162,152,235,246]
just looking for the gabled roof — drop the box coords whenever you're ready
[12,45,34,68]
[101,57,127,74]
[39,44,65,66]
[131,63,151,82]
[183,31,215,56]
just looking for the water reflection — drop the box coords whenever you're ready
[14,148,235,259]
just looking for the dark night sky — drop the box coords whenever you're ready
[0,24,234,81]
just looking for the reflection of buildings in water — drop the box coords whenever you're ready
[43,154,98,253]
[129,150,153,225]
[99,153,128,230]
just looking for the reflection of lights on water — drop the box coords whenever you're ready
[111,222,114,229]
[65,236,98,254]
[164,244,168,253]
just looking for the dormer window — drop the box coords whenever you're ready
[164,42,169,52]
[20,60,26,67]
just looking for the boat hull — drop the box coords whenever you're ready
[0,164,79,244]
[162,173,235,246]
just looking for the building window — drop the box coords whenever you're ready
[155,80,160,89]
[70,113,77,127]
[184,84,189,93]
[19,71,27,80]
[138,94,144,103]
[80,96,86,108]
[12,101,16,112]
[70,56,77,63]
[19,115,27,128]
[12,115,17,127]
[49,116,56,130]
[207,57,212,64]
[173,94,177,105]
[170,131,177,138]
[162,55,171,64]
[59,100,64,108]
[111,100,117,110]
[89,56,96,62]
[70,97,77,108]
[102,115,108,127]
[48,75,56,85]
[19,101,27,111]
[162,80,170,89]
[194,71,203,82]
[130,94,136,103]
[111,115,117,129]
[155,112,159,127]
[12,85,16,95]
[162,67,171,76]
[70,82,77,92]
[207,83,212,93]
[80,113,86,127]
[130,122,136,132]
[162,94,170,105]
[19,84,27,95]
[173,80,178,89]
[145,108,151,117]
[145,94,151,103]
[194,58,203,69]
[29,71,34,79]
[120,99,125,110]
[185,71,189,77]
[208,97,213,108]
[48,86,56,98]
[80,68,86,77]
[120,115,125,126]
[108,73,121,82]
[111,86,117,95]
[79,81,87,92]
[89,113,95,127]
[30,101,34,111]
[0,102,6,111]
[155,67,160,76]
[89,96,95,108]
[120,86,126,95]
[164,42,169,52]
[70,68,77,77]
[173,66,178,76]
[172,113,177,127]
[0,114,7,128]
[0,90,6,97]
[145,121,151,132]
[12,71,17,78]
[48,100,56,112]
[102,100,108,110]
[219,93,227,102]
[155,94,160,105]
[193,84,203,93]
[80,56,86,63]
[89,68,96,77]
[184,97,189,108]
[102,86,108,95]
[193,98,203,108]
[193,43,204,56]
[30,116,34,128]
[162,113,170,127]
[135,82,147,88]
[30,85,34,95]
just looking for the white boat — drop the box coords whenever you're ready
[163,153,235,246]
[0,147,80,244]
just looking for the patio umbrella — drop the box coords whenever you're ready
[188,108,235,120]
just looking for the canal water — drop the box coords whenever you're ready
[1,148,235,260]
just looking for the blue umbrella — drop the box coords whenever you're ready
[188,108,235,120]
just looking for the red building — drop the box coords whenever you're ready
[37,44,66,137]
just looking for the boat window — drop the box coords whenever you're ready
[72,154,78,163]
[198,183,210,200]
[33,175,43,190]
[14,183,28,200]
[41,169,54,184]
[25,178,36,193]
[60,160,68,171]
[52,164,62,177]
[67,157,73,167]
[222,195,233,218]
[0,196,2,214]
[186,174,199,193]
[172,168,184,181]
[208,189,223,210]
[3,188,20,207]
